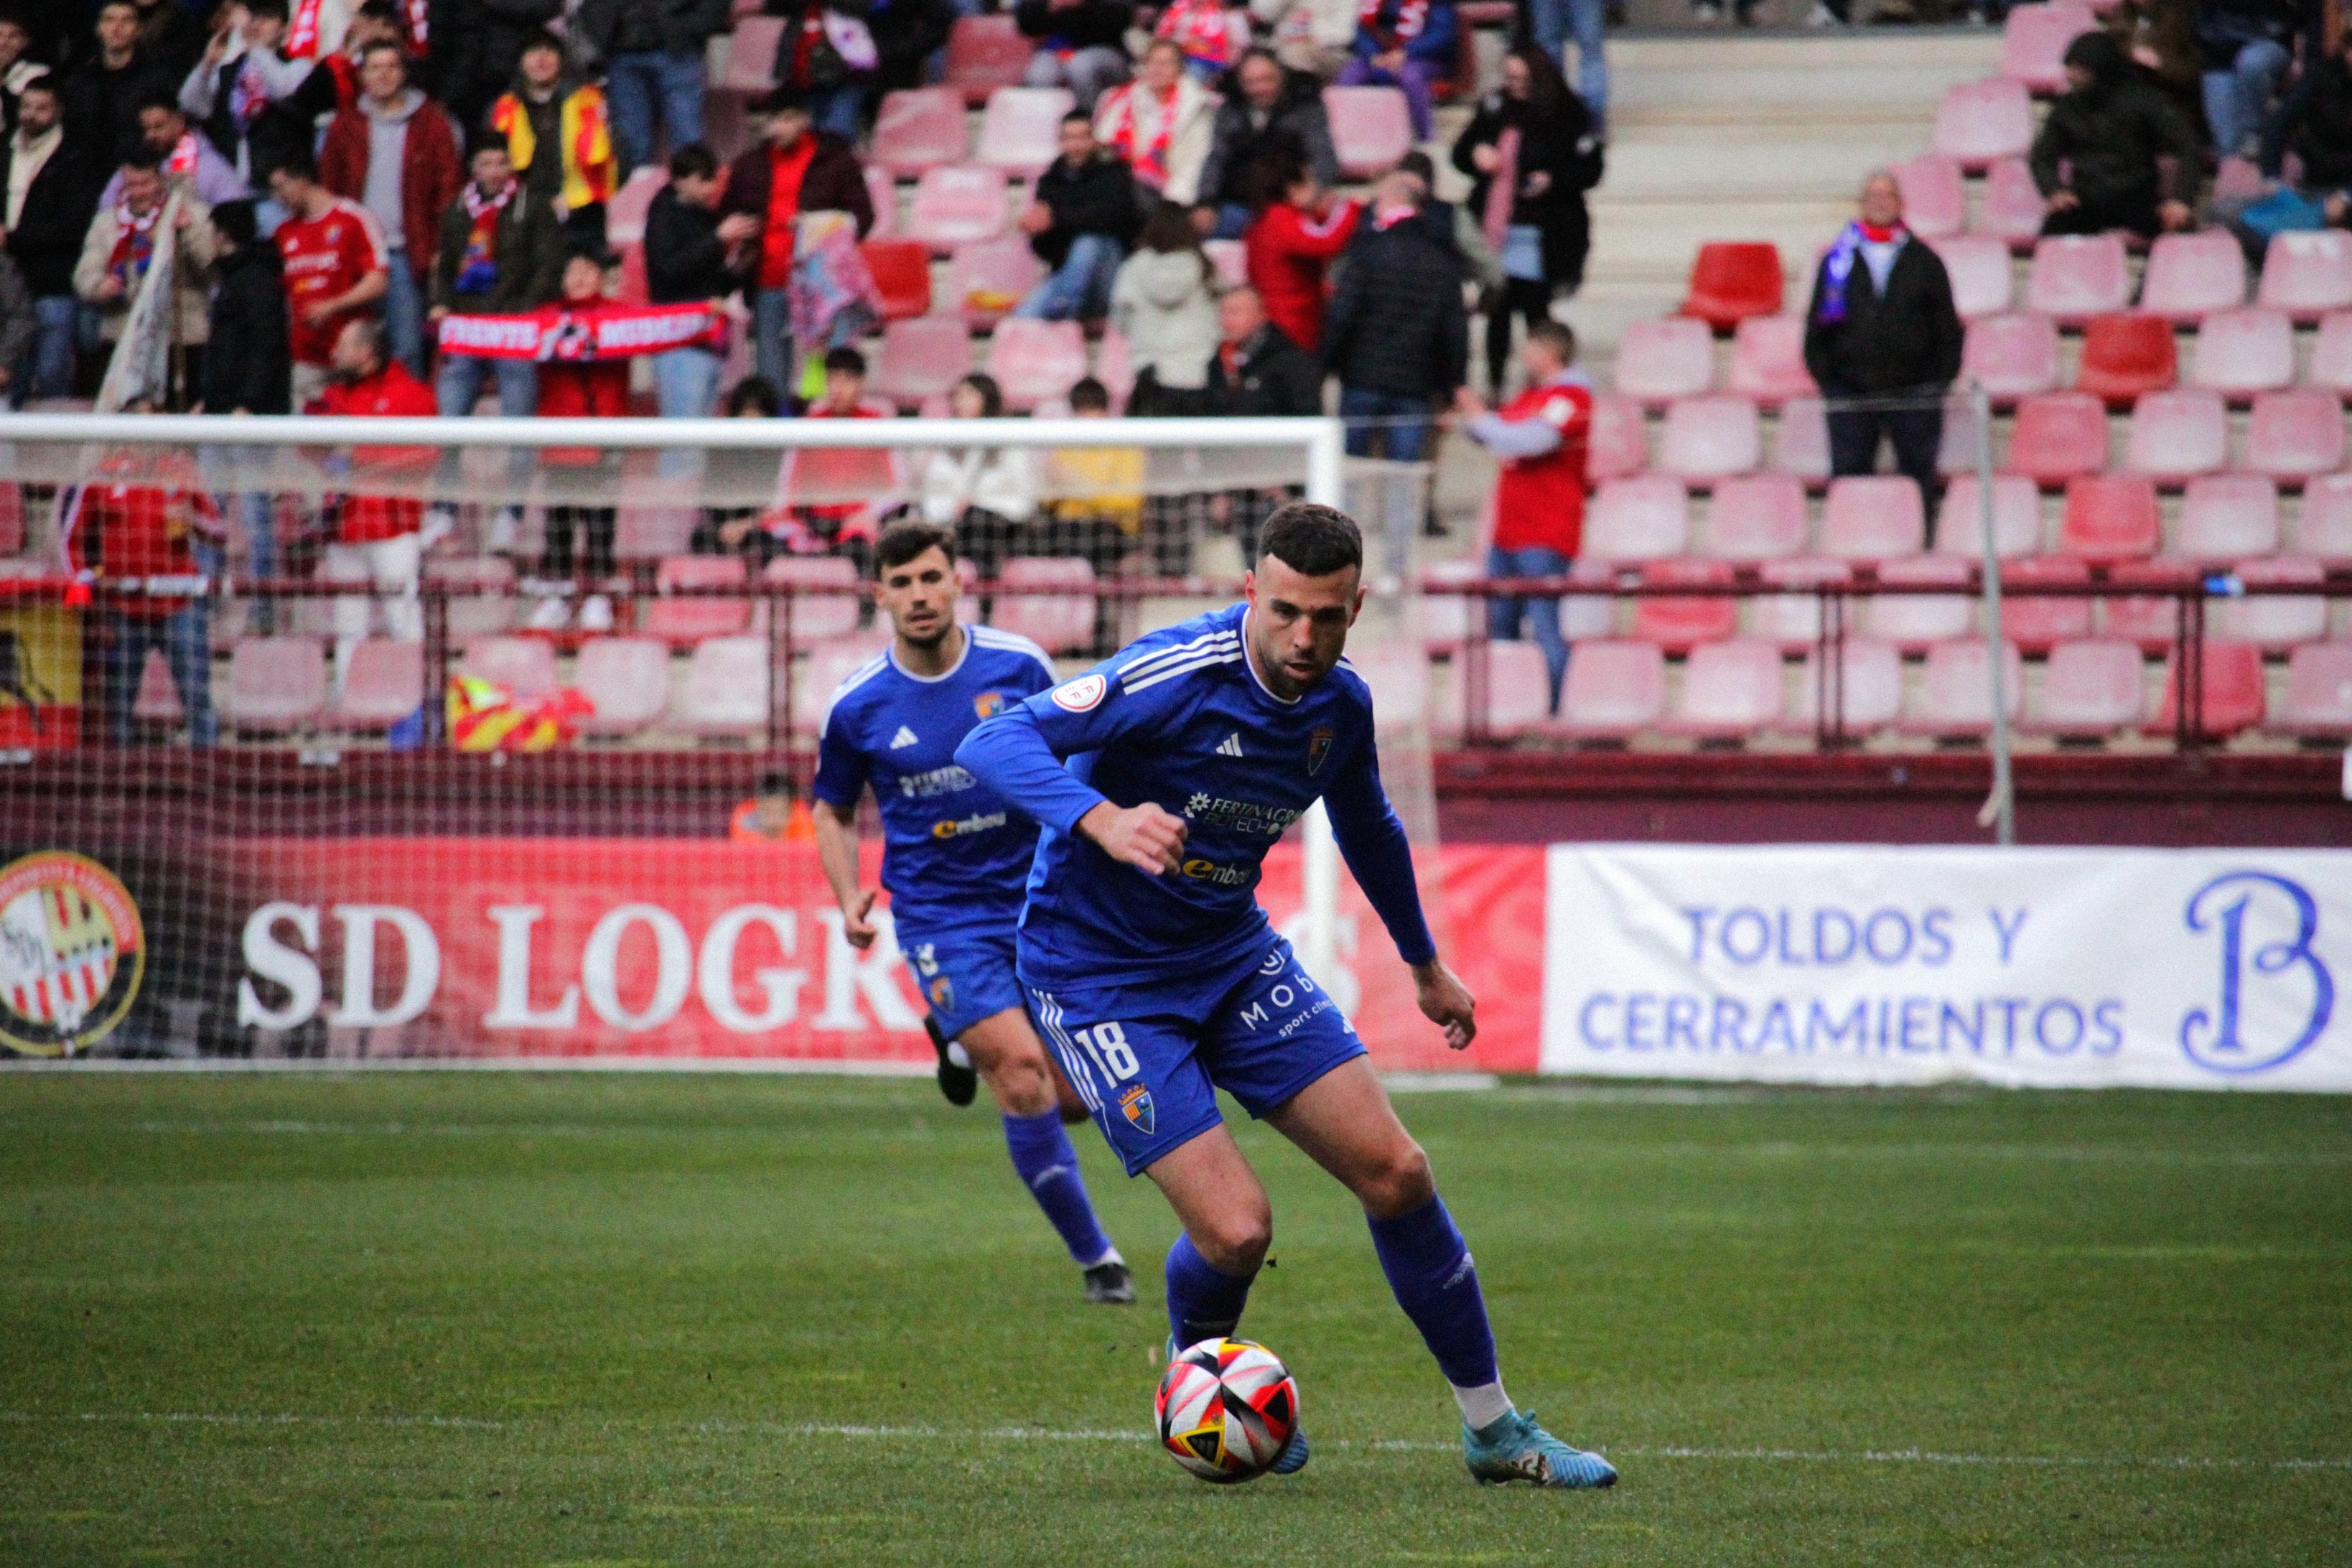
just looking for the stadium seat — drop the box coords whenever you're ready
[1973,157,2047,251]
[1903,638,2024,738]
[794,640,884,737]
[1630,558,1739,651]
[1702,473,1809,561]
[2148,640,2267,737]
[2294,470,2352,561]
[863,164,898,237]
[1725,315,1816,405]
[987,318,1089,411]
[462,635,559,697]
[2000,3,2096,94]
[907,165,1010,253]
[1417,558,1480,654]
[1587,394,1649,480]
[641,555,752,645]
[1664,638,1788,739]
[720,15,784,90]
[872,314,974,406]
[976,85,1073,174]
[2026,234,2132,325]
[2271,640,2352,737]
[1820,475,1927,561]
[1962,311,2061,404]
[1656,396,1760,485]
[1093,327,1135,406]
[1997,555,2096,652]
[423,554,516,644]
[2176,473,2281,561]
[2021,637,2146,737]
[861,238,934,322]
[1933,234,2017,319]
[605,167,665,247]
[762,555,864,643]
[872,88,970,176]
[944,234,1045,327]
[1203,238,1248,290]
[614,241,650,304]
[2211,154,2269,208]
[223,636,327,732]
[615,507,698,563]
[1322,85,1413,178]
[1751,556,1854,650]
[1582,475,1691,561]
[1933,76,2034,169]
[574,637,671,737]
[943,12,1034,103]
[673,635,773,739]
[1862,554,1974,650]
[1891,154,1966,241]
[322,638,422,730]
[1933,473,2043,558]
[1551,639,1667,741]
[990,556,1096,652]
[2099,559,2198,650]
[2213,555,2329,649]
[1680,242,1783,332]
[1346,639,1432,738]
[1936,391,1990,478]
[2123,389,2227,485]
[1465,639,1557,737]
[2059,474,2162,563]
[1613,317,1715,405]
[2304,310,2352,396]
[2259,229,2352,319]
[2189,307,2294,400]
[2243,388,2347,482]
[2139,230,2248,322]
[1785,635,1903,734]
[2074,312,2176,405]
[1768,396,1830,485]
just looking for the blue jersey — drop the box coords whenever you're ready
[956,602,1436,984]
[812,626,1058,936]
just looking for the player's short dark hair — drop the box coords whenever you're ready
[874,518,957,577]
[823,345,866,377]
[668,142,719,182]
[269,148,319,183]
[1068,376,1110,412]
[1528,319,1577,363]
[1257,502,1362,577]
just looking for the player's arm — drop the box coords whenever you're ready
[1322,732,1477,1050]
[810,712,878,948]
[955,667,1189,877]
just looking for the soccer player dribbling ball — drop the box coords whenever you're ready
[959,503,1616,1488]
[811,521,1136,1306]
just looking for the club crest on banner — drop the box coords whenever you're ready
[0,851,145,1058]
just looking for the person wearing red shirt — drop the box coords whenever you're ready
[717,88,872,402]
[1454,319,1589,713]
[526,248,633,633]
[64,434,222,745]
[268,148,389,408]
[308,316,437,683]
[1243,159,1356,353]
[753,344,896,571]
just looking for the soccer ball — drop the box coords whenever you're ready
[1154,1338,1300,1483]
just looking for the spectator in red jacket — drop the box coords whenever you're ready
[65,436,221,745]
[319,39,461,375]
[527,248,632,633]
[308,316,438,683]
[1243,154,1357,353]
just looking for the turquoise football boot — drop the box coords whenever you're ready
[1462,1409,1617,1489]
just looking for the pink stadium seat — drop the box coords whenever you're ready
[2213,555,2329,649]
[1551,639,1667,740]
[795,640,885,738]
[2176,473,2281,561]
[2148,640,2266,737]
[1963,311,2061,403]
[1681,243,1784,332]
[2259,230,2352,320]
[615,508,697,563]
[1751,556,1854,650]
[641,555,751,645]
[673,635,773,739]
[1786,635,1903,734]
[223,636,327,732]
[2026,234,2132,325]
[2059,473,2162,563]
[1768,397,1830,485]
[2123,389,2227,485]
[1998,555,2096,652]
[2190,307,2294,400]
[1613,317,1715,405]
[1934,77,2034,169]
[423,554,516,643]
[1933,234,2017,319]
[864,164,898,238]
[1725,315,1816,405]
[2295,470,2352,561]
[976,86,1074,174]
[1093,327,1135,407]
[872,315,975,406]
[2304,311,2352,396]
[1974,158,2048,251]
[907,164,1010,253]
[944,234,1045,327]
[2074,312,2176,405]
[2000,3,2096,94]
[862,238,934,322]
[1203,238,1248,290]
[614,241,650,305]
[1863,554,1974,650]
[1656,396,1760,485]
[1891,154,1966,241]
[987,318,1089,411]
[1582,475,1691,561]
[1322,85,1413,178]
[605,167,665,247]
[1417,558,1480,654]
[991,556,1096,653]
[1347,640,1432,737]
[322,638,422,730]
[1664,638,1788,739]
[1821,475,1928,561]
[1903,637,2024,737]
[574,637,671,737]
[2139,230,2248,322]
[1933,473,2043,558]
[763,554,865,643]
[721,16,784,91]
[2021,637,2145,737]
[943,13,1034,103]
[462,635,559,697]
[1630,558,1739,651]
[1936,391,1989,479]
[1702,474,1809,561]
[2272,640,2352,737]
[872,88,970,176]
[1470,639,1557,737]
[2244,388,2347,482]
[1587,394,1649,480]
[2099,558,2198,650]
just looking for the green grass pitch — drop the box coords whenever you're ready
[3,1070,2348,1565]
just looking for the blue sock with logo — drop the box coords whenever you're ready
[1002,1109,1116,1267]
[1165,1231,1256,1349]
[1368,1196,1501,1391]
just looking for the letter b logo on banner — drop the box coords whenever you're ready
[2180,872,2335,1074]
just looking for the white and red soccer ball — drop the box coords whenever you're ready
[1154,1338,1299,1483]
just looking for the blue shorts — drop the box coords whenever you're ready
[1025,933,1366,1177]
[899,923,1027,1042]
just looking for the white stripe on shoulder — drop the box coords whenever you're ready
[816,653,890,739]
[1118,628,1241,687]
[970,625,1057,677]
[1122,649,1243,694]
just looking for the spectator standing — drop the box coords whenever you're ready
[429,140,561,418]
[1016,0,1133,114]
[63,2,174,163]
[196,197,286,625]
[578,0,729,179]
[2271,27,2352,198]
[528,248,631,631]
[1248,0,1354,78]
[308,316,437,685]
[1156,0,1251,82]
[2033,31,2202,236]
[268,148,390,407]
[1110,198,1218,413]
[1013,111,1137,322]
[1335,0,1455,144]
[1093,39,1216,207]
[65,437,222,746]
[1521,0,1607,131]
[179,0,319,195]
[486,29,618,248]
[1194,47,1336,240]
[1243,154,1355,352]
[917,371,1038,580]
[320,39,462,374]
[284,0,358,62]
[646,142,752,417]
[0,13,51,137]
[1450,44,1602,394]
[868,0,954,96]
[1,80,102,400]
[1042,373,1144,566]
[1454,317,1588,711]
[75,153,216,395]
[460,0,562,132]
[719,86,872,397]
[100,90,250,208]
[767,344,893,569]
[0,245,29,404]
[1203,281,1320,559]
[766,0,878,144]
[2196,0,2303,159]
[130,0,206,81]
[1801,170,1963,527]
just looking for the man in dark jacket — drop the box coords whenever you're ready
[1,80,102,400]
[1014,0,1131,113]
[1802,171,1964,532]
[719,87,872,394]
[1013,111,1137,322]
[1206,281,1321,558]
[1195,49,1338,240]
[428,139,562,419]
[2033,31,2203,237]
[871,0,955,95]
[1323,170,1468,464]
[578,0,729,177]
[61,1,173,162]
[200,198,290,414]
[648,141,753,416]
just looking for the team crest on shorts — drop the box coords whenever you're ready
[929,974,956,1012]
[1307,724,1335,775]
[1118,1083,1156,1135]
[974,689,1006,719]
[0,851,146,1058]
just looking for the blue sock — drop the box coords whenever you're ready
[1367,1196,1501,1391]
[1165,1231,1256,1349]
[1002,1109,1114,1266]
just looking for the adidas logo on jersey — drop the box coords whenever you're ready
[889,725,919,750]
[1215,732,1245,757]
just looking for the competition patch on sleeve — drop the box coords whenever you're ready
[1052,673,1108,712]
[1541,395,1576,429]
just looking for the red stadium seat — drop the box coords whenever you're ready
[2213,555,2329,649]
[1664,638,1788,739]
[1681,242,1783,332]
[2259,230,2352,321]
[2305,311,2352,396]
[322,638,422,731]
[2139,230,2248,322]
[1903,638,2024,738]
[605,166,666,247]
[1702,474,1809,561]
[1613,317,1715,405]
[1656,396,1760,485]
[1322,85,1413,179]
[2244,388,2347,483]
[872,88,970,176]
[1768,396,1830,486]
[991,557,1096,653]
[1863,554,1974,650]
[2026,234,2132,325]
[2190,307,2294,401]
[1933,234,2017,319]
[614,241,650,304]
[944,234,1045,327]
[720,17,783,91]
[1551,639,1667,740]
[1785,635,1903,733]
[1582,475,1691,561]
[2000,3,2097,94]
[2272,640,2352,737]
[1933,473,2044,559]
[907,164,1010,253]
[2123,388,2227,485]
[2176,473,2281,562]
[2099,558,2198,650]
[1974,157,2047,251]
[223,636,327,732]
[864,164,898,238]
[1630,558,1739,651]
[762,554,865,642]
[1586,394,1649,480]
[1891,154,1966,241]
[2149,640,2267,737]
[977,86,1074,174]
[574,637,671,737]
[1725,315,1816,406]
[1997,555,2096,652]
[1963,311,2061,404]
[1752,556,1854,650]
[943,13,1034,103]
[861,238,933,321]
[1820,475,1927,561]
[462,635,559,696]
[872,315,974,406]
[1934,77,2034,169]
[2021,637,2146,737]
[641,556,751,645]
[2074,312,2176,405]
[672,635,773,739]
[2058,474,2162,563]
[2295,470,2352,561]
[987,318,1089,411]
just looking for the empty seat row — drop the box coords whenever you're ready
[1613,315,1814,405]
[872,314,1128,409]
[2002,388,2348,485]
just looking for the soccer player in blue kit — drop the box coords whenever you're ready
[957,503,1615,1488]
[812,520,1134,1307]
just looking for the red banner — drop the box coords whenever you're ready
[434,302,727,361]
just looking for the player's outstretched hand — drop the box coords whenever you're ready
[1411,958,1478,1051]
[1078,800,1187,877]
[842,888,880,950]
